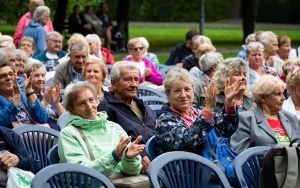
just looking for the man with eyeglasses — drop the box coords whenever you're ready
[34,31,67,71]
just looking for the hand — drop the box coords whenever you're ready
[43,84,54,104]
[114,136,131,159]
[204,80,217,112]
[250,103,257,111]
[144,68,151,77]
[23,68,34,92]
[12,74,21,107]
[0,151,20,169]
[51,85,62,104]
[224,77,244,106]
[126,135,145,159]
[141,156,150,174]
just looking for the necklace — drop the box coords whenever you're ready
[264,113,279,120]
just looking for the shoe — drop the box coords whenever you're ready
[114,32,123,39]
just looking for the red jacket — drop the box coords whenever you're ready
[101,47,115,64]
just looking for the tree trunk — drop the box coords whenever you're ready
[116,0,130,48]
[230,0,241,20]
[241,0,258,41]
[53,0,68,33]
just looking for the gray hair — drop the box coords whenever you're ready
[213,58,249,94]
[246,42,265,55]
[200,52,222,73]
[0,50,7,64]
[64,82,98,112]
[252,75,285,106]
[259,31,277,46]
[245,33,256,44]
[23,61,46,76]
[85,34,101,46]
[70,43,88,54]
[110,61,139,83]
[33,6,50,20]
[15,49,29,61]
[20,37,35,50]
[67,33,89,53]
[164,68,194,95]
[139,37,149,49]
[47,31,63,40]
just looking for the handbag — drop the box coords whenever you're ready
[6,167,34,188]
[260,139,300,188]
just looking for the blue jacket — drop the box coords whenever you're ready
[34,50,67,64]
[0,126,40,173]
[97,92,156,157]
[22,19,47,57]
[0,92,48,128]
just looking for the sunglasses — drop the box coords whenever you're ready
[130,46,144,52]
[0,72,14,80]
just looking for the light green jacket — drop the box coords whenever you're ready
[58,112,142,177]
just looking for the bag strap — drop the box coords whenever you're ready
[75,127,95,161]
[20,104,38,124]
[281,147,298,188]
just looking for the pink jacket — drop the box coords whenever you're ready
[13,12,54,47]
[123,57,163,85]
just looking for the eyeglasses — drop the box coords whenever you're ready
[9,58,16,62]
[48,39,62,44]
[130,46,144,52]
[0,72,14,80]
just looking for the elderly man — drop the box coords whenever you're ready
[53,43,88,89]
[259,31,284,75]
[22,6,50,56]
[85,34,115,64]
[98,62,156,174]
[34,31,67,71]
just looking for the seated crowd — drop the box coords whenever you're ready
[0,0,300,187]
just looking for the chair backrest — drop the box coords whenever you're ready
[141,96,168,105]
[31,163,115,188]
[159,65,177,79]
[145,136,159,161]
[233,146,271,188]
[57,111,70,129]
[155,64,166,71]
[148,151,232,188]
[13,125,60,169]
[47,144,59,165]
[149,104,163,119]
[137,85,167,98]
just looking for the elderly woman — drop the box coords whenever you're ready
[283,66,300,121]
[237,33,256,60]
[13,0,54,47]
[22,6,50,56]
[23,62,65,131]
[123,37,163,86]
[213,58,253,113]
[277,35,294,62]
[156,68,241,154]
[19,37,40,64]
[82,57,108,102]
[0,61,47,127]
[246,42,276,89]
[58,82,144,177]
[14,49,28,78]
[193,52,223,106]
[230,75,300,153]
[85,34,115,64]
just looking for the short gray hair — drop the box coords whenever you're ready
[110,61,139,83]
[47,31,63,40]
[200,52,222,73]
[164,68,194,95]
[252,75,285,106]
[33,5,50,20]
[0,50,7,64]
[23,61,46,76]
[64,82,98,112]
[85,34,101,46]
[246,42,264,55]
[259,31,277,46]
[70,43,88,54]
[245,33,255,44]
[15,49,29,61]
[213,58,249,94]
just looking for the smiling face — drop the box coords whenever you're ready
[84,62,104,86]
[31,67,46,92]
[15,57,27,75]
[112,68,139,104]
[167,80,194,114]
[70,49,88,72]
[128,41,144,61]
[0,66,15,94]
[70,88,98,120]
[263,87,285,114]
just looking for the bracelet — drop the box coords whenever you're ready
[26,91,35,97]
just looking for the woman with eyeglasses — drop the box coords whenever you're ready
[123,37,163,86]
[283,66,300,121]
[14,49,29,78]
[0,61,47,128]
[230,75,300,153]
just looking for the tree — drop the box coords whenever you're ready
[241,0,259,41]
[53,0,69,33]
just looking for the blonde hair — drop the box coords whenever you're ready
[192,35,212,50]
[252,75,285,106]
[195,43,216,59]
[127,37,142,49]
[68,33,90,53]
[82,57,107,82]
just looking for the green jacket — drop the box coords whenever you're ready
[58,112,142,177]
